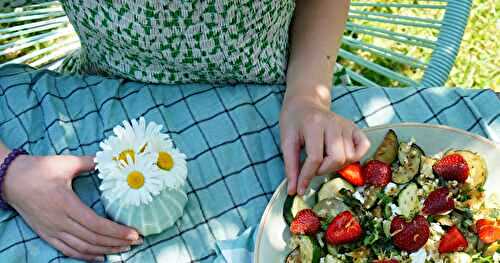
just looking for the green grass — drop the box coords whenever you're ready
[0,0,498,90]
[342,0,499,90]
[447,0,499,91]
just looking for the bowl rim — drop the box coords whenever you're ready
[254,122,499,263]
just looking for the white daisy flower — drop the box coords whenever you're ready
[146,135,188,189]
[100,153,163,206]
[95,117,163,176]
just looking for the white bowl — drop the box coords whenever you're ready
[254,123,500,263]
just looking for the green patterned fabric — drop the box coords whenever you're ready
[2,0,296,84]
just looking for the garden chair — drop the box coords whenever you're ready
[0,0,472,87]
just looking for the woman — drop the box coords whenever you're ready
[0,0,370,261]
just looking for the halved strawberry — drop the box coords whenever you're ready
[422,187,455,215]
[290,209,321,235]
[363,160,392,187]
[390,215,430,252]
[373,260,399,263]
[325,211,363,245]
[432,154,469,182]
[438,226,468,254]
[338,162,365,186]
[476,219,500,244]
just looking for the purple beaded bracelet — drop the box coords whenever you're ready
[0,148,28,210]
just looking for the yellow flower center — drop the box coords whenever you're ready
[114,149,135,164]
[127,171,145,189]
[157,151,174,171]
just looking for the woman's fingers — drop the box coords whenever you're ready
[352,128,371,160]
[64,217,138,247]
[281,131,301,195]
[297,126,324,195]
[58,232,129,255]
[318,123,345,175]
[343,127,356,163]
[65,191,140,242]
[48,237,104,262]
[73,156,97,174]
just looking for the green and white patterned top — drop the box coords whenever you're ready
[3,0,296,84]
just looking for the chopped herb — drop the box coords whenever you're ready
[457,193,471,202]
[477,185,486,192]
[471,253,494,263]
[427,215,436,223]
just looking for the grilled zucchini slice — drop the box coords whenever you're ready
[374,129,399,165]
[392,142,424,184]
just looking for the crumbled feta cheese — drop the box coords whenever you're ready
[390,203,400,216]
[447,180,459,187]
[384,182,399,195]
[356,185,366,192]
[353,190,365,203]
[316,233,324,248]
[448,252,472,263]
[493,252,500,262]
[321,255,340,263]
[409,248,427,263]
[430,223,445,235]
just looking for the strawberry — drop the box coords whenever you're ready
[390,215,430,252]
[476,219,500,244]
[438,226,468,254]
[363,160,392,187]
[373,260,399,263]
[325,211,363,245]
[422,187,455,215]
[338,162,365,186]
[432,154,469,182]
[290,209,321,235]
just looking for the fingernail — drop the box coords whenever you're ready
[297,187,304,195]
[95,256,105,262]
[126,232,139,241]
[131,238,143,245]
[118,246,131,252]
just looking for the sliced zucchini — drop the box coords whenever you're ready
[363,186,381,209]
[374,129,399,165]
[326,244,337,256]
[383,204,392,219]
[285,247,300,263]
[382,220,392,237]
[288,235,321,263]
[397,183,420,219]
[317,178,355,201]
[312,197,350,221]
[446,150,487,191]
[392,142,424,184]
[283,195,311,225]
[484,241,499,256]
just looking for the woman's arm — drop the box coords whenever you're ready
[281,0,371,195]
[0,141,140,261]
[285,0,350,106]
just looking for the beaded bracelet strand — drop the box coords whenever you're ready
[0,148,28,210]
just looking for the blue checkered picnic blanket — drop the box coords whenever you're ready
[0,64,498,263]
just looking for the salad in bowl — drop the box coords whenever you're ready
[284,129,499,263]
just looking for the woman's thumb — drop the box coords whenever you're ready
[72,155,96,175]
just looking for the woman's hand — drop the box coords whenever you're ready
[2,155,141,262]
[280,95,370,196]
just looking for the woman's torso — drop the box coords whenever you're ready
[60,0,295,84]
